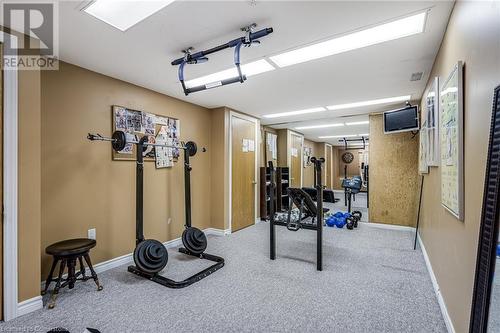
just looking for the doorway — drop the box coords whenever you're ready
[230,113,257,232]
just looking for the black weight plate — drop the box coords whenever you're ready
[346,217,355,230]
[133,239,168,274]
[112,131,127,152]
[182,227,207,255]
[185,141,197,157]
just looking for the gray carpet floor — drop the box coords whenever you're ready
[1,221,446,333]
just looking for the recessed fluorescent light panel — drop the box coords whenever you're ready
[327,95,411,111]
[84,0,175,31]
[358,133,369,136]
[185,59,275,89]
[263,107,326,119]
[270,12,426,67]
[295,123,344,130]
[346,121,369,126]
[319,134,357,139]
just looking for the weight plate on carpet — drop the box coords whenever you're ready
[133,239,168,274]
[182,227,207,255]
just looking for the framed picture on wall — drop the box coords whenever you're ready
[426,77,440,166]
[419,125,429,174]
[439,61,464,220]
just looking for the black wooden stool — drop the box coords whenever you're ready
[42,238,103,309]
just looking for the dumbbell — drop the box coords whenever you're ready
[346,216,355,230]
[351,211,362,228]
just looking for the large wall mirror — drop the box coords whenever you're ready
[470,85,500,332]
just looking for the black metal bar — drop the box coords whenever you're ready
[344,165,348,206]
[183,75,247,95]
[269,161,276,260]
[171,28,273,65]
[413,175,425,250]
[127,250,224,289]
[315,158,324,271]
[366,165,370,208]
[136,139,145,244]
[184,148,192,228]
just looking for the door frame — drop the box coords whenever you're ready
[1,31,19,321]
[228,111,259,232]
[325,143,333,188]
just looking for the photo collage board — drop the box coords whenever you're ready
[112,105,180,168]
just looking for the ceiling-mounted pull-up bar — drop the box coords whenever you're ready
[339,137,369,150]
[171,24,273,96]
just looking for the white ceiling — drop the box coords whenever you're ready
[56,1,453,145]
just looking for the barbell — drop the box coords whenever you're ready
[87,130,197,157]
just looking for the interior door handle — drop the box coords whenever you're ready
[252,181,257,185]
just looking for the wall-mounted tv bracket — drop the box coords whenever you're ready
[171,24,273,96]
[338,137,369,150]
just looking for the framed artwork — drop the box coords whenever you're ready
[439,62,464,220]
[426,77,440,166]
[419,125,429,174]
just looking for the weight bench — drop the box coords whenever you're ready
[302,187,339,203]
[285,188,330,231]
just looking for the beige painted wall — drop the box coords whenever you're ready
[418,2,500,332]
[210,108,228,230]
[303,139,317,187]
[369,114,419,226]
[40,62,212,277]
[18,64,42,302]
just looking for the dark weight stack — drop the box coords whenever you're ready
[133,239,169,274]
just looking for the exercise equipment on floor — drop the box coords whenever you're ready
[325,211,361,230]
[87,131,224,288]
[269,158,327,271]
[171,23,273,96]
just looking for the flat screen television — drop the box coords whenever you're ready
[383,106,419,134]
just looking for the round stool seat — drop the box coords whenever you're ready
[46,238,96,257]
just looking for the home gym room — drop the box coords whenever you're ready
[1,0,499,332]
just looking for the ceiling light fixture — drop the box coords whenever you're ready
[263,107,326,119]
[185,59,275,89]
[345,121,369,126]
[83,0,175,31]
[358,133,369,136]
[295,123,344,130]
[270,11,427,67]
[319,134,357,139]
[327,95,411,111]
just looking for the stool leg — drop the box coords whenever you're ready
[67,258,77,289]
[84,254,103,291]
[42,258,59,295]
[78,256,87,280]
[48,259,66,309]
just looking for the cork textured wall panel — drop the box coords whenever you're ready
[369,114,419,226]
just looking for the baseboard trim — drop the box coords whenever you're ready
[359,221,416,232]
[17,296,43,317]
[41,227,229,289]
[417,233,455,333]
[204,228,231,236]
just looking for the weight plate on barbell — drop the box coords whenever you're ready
[112,130,127,152]
[185,141,197,157]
